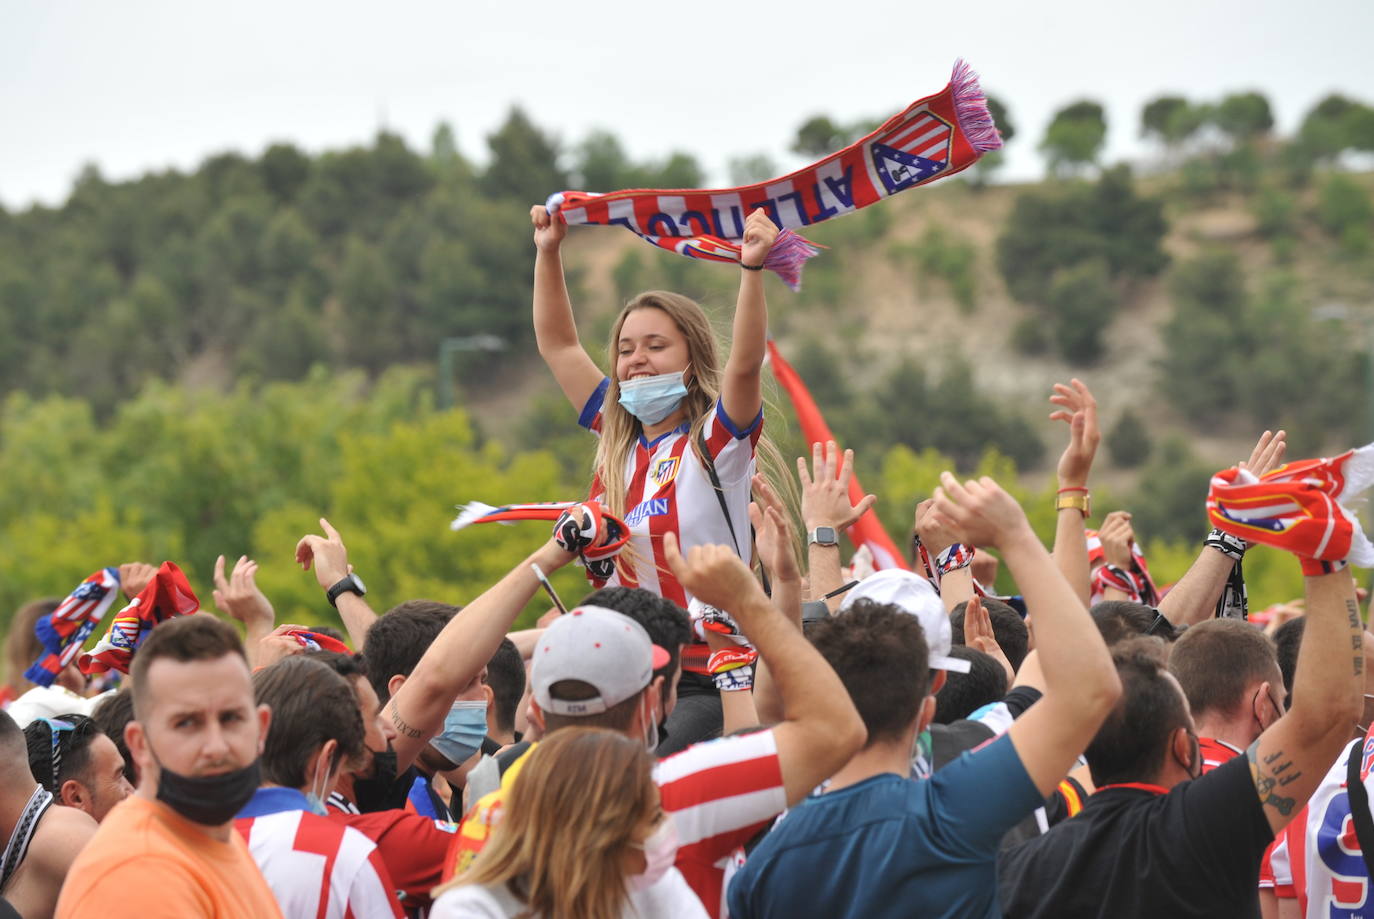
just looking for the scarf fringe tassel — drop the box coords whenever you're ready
[950,58,1004,155]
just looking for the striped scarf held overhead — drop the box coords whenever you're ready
[79,561,200,676]
[24,568,122,688]
[545,60,1002,290]
[1207,444,1374,575]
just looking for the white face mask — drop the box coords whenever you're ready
[629,817,679,892]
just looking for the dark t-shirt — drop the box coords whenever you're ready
[998,754,1272,919]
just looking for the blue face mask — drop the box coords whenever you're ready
[617,371,689,425]
[430,700,487,767]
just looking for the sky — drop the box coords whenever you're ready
[2,0,1372,209]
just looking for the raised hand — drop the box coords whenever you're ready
[530,203,567,253]
[1050,379,1100,488]
[750,475,801,583]
[914,498,964,556]
[740,208,780,267]
[213,554,275,631]
[663,532,768,618]
[118,562,158,600]
[964,595,1015,684]
[932,473,1036,551]
[799,441,876,532]
[1097,511,1136,569]
[1244,429,1288,478]
[295,518,351,590]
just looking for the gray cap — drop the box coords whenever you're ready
[531,606,671,716]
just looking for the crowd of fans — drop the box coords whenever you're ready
[0,207,1368,919]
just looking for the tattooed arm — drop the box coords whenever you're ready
[1246,568,1362,835]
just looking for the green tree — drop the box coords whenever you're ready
[259,143,311,203]
[997,165,1167,305]
[573,129,632,191]
[1140,95,1205,147]
[1046,259,1115,363]
[1157,251,1250,423]
[1107,408,1152,468]
[1041,100,1108,176]
[481,106,567,202]
[1211,91,1274,143]
[791,115,848,157]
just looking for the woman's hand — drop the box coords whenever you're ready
[740,208,779,267]
[531,204,567,253]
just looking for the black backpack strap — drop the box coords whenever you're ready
[696,430,770,596]
[1345,737,1374,880]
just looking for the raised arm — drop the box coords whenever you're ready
[530,204,603,411]
[914,498,975,612]
[213,554,276,668]
[1159,430,1287,625]
[1246,567,1362,835]
[1048,379,1099,608]
[798,442,876,609]
[665,531,865,805]
[934,473,1121,797]
[387,539,578,771]
[719,209,777,430]
[295,519,378,649]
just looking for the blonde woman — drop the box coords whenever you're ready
[530,203,779,609]
[430,728,706,919]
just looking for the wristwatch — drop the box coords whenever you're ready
[808,526,839,548]
[326,573,367,608]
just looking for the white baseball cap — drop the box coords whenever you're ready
[531,606,671,716]
[839,570,972,673]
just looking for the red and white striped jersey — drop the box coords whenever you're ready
[580,380,762,607]
[1270,728,1374,917]
[654,728,787,919]
[237,808,405,919]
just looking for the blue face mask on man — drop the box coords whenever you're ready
[430,700,487,767]
[617,371,689,425]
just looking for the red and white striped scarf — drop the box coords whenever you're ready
[545,60,1001,290]
[1207,445,1374,575]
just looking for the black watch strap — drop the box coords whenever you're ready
[326,574,365,608]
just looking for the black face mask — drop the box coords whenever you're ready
[154,755,261,825]
[351,748,403,813]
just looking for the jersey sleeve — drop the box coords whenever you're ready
[577,377,610,434]
[654,729,787,864]
[700,397,763,484]
[926,732,1044,855]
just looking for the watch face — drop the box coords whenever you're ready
[812,527,838,546]
[351,574,366,594]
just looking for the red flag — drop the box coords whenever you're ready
[766,340,909,570]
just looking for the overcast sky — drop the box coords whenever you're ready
[3,0,1371,209]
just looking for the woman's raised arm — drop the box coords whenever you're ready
[531,204,604,411]
[720,208,777,430]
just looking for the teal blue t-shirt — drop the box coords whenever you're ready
[727,733,1041,919]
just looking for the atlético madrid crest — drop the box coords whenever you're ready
[650,456,681,488]
[869,109,953,194]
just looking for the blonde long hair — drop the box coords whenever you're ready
[595,291,799,572]
[435,728,658,919]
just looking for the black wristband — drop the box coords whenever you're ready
[740,262,765,271]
